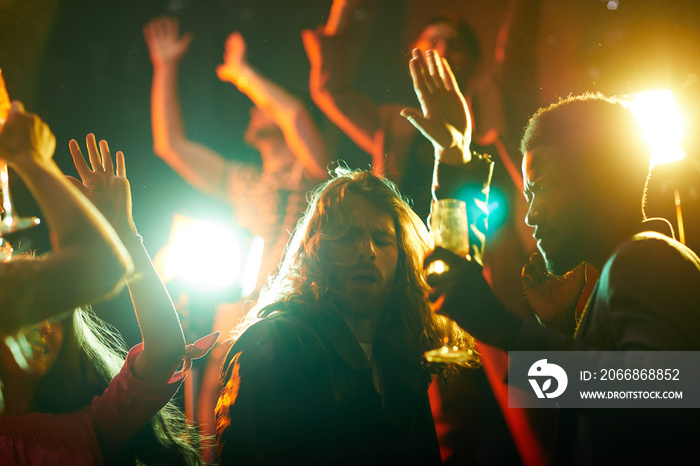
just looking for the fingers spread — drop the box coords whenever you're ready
[153,17,164,37]
[100,139,114,173]
[69,139,91,178]
[86,133,103,171]
[441,58,458,92]
[166,17,177,38]
[143,22,153,42]
[410,48,433,95]
[435,52,448,87]
[409,58,428,103]
[116,151,126,177]
[426,49,444,91]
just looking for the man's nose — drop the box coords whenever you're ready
[357,232,376,261]
[524,201,539,228]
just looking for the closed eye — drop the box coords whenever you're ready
[372,232,394,247]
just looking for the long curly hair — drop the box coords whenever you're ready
[234,169,477,376]
[34,306,203,465]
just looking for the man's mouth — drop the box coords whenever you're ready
[350,267,381,286]
[352,274,378,284]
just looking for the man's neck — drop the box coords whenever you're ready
[588,218,644,271]
[342,313,380,345]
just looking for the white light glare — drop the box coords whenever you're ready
[241,236,264,297]
[156,214,245,289]
[627,89,686,166]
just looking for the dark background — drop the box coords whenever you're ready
[3,0,700,249]
[2,0,700,340]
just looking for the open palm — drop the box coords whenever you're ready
[401,49,471,154]
[67,133,136,239]
[143,17,193,67]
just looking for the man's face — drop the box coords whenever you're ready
[244,107,284,147]
[323,193,399,315]
[413,22,474,83]
[522,145,592,276]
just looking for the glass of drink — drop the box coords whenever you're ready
[424,199,474,364]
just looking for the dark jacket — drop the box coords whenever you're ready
[512,221,700,464]
[216,307,441,465]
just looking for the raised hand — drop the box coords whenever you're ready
[216,32,248,84]
[401,48,472,161]
[143,17,193,68]
[70,135,189,385]
[0,101,56,166]
[67,134,136,240]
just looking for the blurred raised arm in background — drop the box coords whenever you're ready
[303,0,491,222]
[144,16,327,201]
[144,15,327,291]
[216,31,328,181]
[144,17,329,461]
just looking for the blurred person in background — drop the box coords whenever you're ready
[144,16,329,461]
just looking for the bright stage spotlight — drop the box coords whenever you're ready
[154,213,263,292]
[626,89,686,166]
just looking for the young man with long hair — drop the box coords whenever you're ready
[216,169,475,465]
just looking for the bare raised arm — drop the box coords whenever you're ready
[302,0,388,173]
[323,0,361,36]
[144,16,230,200]
[216,32,328,181]
[403,49,493,264]
[68,134,185,383]
[0,103,132,334]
